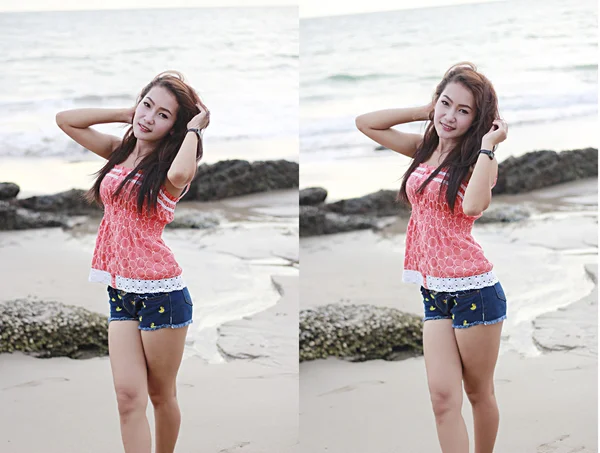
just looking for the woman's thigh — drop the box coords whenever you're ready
[141,326,189,398]
[423,319,464,404]
[108,320,149,401]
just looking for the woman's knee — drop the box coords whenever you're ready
[464,379,495,406]
[429,387,462,418]
[115,386,147,416]
[148,381,177,407]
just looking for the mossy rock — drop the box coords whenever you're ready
[300,304,423,362]
[0,299,108,359]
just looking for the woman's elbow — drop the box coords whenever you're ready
[355,115,367,131]
[55,111,66,128]
[167,170,195,189]
[462,198,490,217]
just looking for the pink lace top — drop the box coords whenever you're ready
[402,163,498,292]
[89,165,188,293]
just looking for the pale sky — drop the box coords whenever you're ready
[0,0,504,16]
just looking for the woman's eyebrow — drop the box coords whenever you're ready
[442,94,472,109]
[146,97,173,115]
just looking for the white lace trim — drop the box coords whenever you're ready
[403,269,498,292]
[89,268,185,293]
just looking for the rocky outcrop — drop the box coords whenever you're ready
[299,187,327,206]
[478,204,532,223]
[183,159,299,201]
[300,206,379,237]
[299,304,423,362]
[167,211,220,229]
[0,201,67,230]
[324,190,410,217]
[493,148,597,195]
[16,189,102,216]
[0,299,109,359]
[0,182,19,200]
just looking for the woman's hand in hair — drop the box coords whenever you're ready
[187,102,210,130]
[481,118,508,149]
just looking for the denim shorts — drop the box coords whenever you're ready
[420,282,507,329]
[107,286,193,331]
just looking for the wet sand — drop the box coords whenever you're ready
[0,189,299,453]
[299,178,598,452]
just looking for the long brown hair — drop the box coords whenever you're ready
[398,62,499,212]
[86,71,208,213]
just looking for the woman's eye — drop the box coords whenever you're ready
[460,109,469,114]
[441,100,448,106]
[143,102,150,107]
[159,113,168,119]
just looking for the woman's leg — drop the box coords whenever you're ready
[141,326,189,453]
[454,322,503,453]
[108,321,152,453]
[424,319,469,453]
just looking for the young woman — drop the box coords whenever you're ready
[356,62,508,453]
[56,71,210,453]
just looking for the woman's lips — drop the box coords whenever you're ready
[441,122,455,132]
[138,123,151,133]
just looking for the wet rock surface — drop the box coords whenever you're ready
[300,187,328,206]
[167,211,220,229]
[300,206,379,237]
[299,304,423,362]
[324,190,410,217]
[0,201,67,230]
[0,299,108,359]
[16,189,102,216]
[184,159,299,201]
[0,182,19,200]
[493,147,597,195]
[478,204,532,223]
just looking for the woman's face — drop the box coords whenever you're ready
[132,85,179,141]
[433,82,476,141]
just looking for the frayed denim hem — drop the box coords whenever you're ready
[108,317,137,323]
[423,316,451,322]
[453,315,507,329]
[138,319,193,331]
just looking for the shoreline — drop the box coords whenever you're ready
[0,136,298,198]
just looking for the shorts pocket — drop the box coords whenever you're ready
[182,287,193,306]
[494,283,507,302]
[138,293,170,306]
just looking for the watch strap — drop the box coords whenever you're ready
[479,149,495,160]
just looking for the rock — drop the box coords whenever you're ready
[300,206,378,237]
[494,148,598,194]
[0,182,19,200]
[183,159,299,201]
[299,304,423,362]
[16,189,102,216]
[0,299,108,359]
[0,201,67,230]
[324,190,411,217]
[478,204,532,223]
[300,187,328,206]
[167,211,220,229]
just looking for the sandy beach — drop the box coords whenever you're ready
[299,178,598,452]
[0,189,299,453]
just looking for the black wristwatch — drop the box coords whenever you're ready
[479,148,495,160]
[186,128,203,141]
